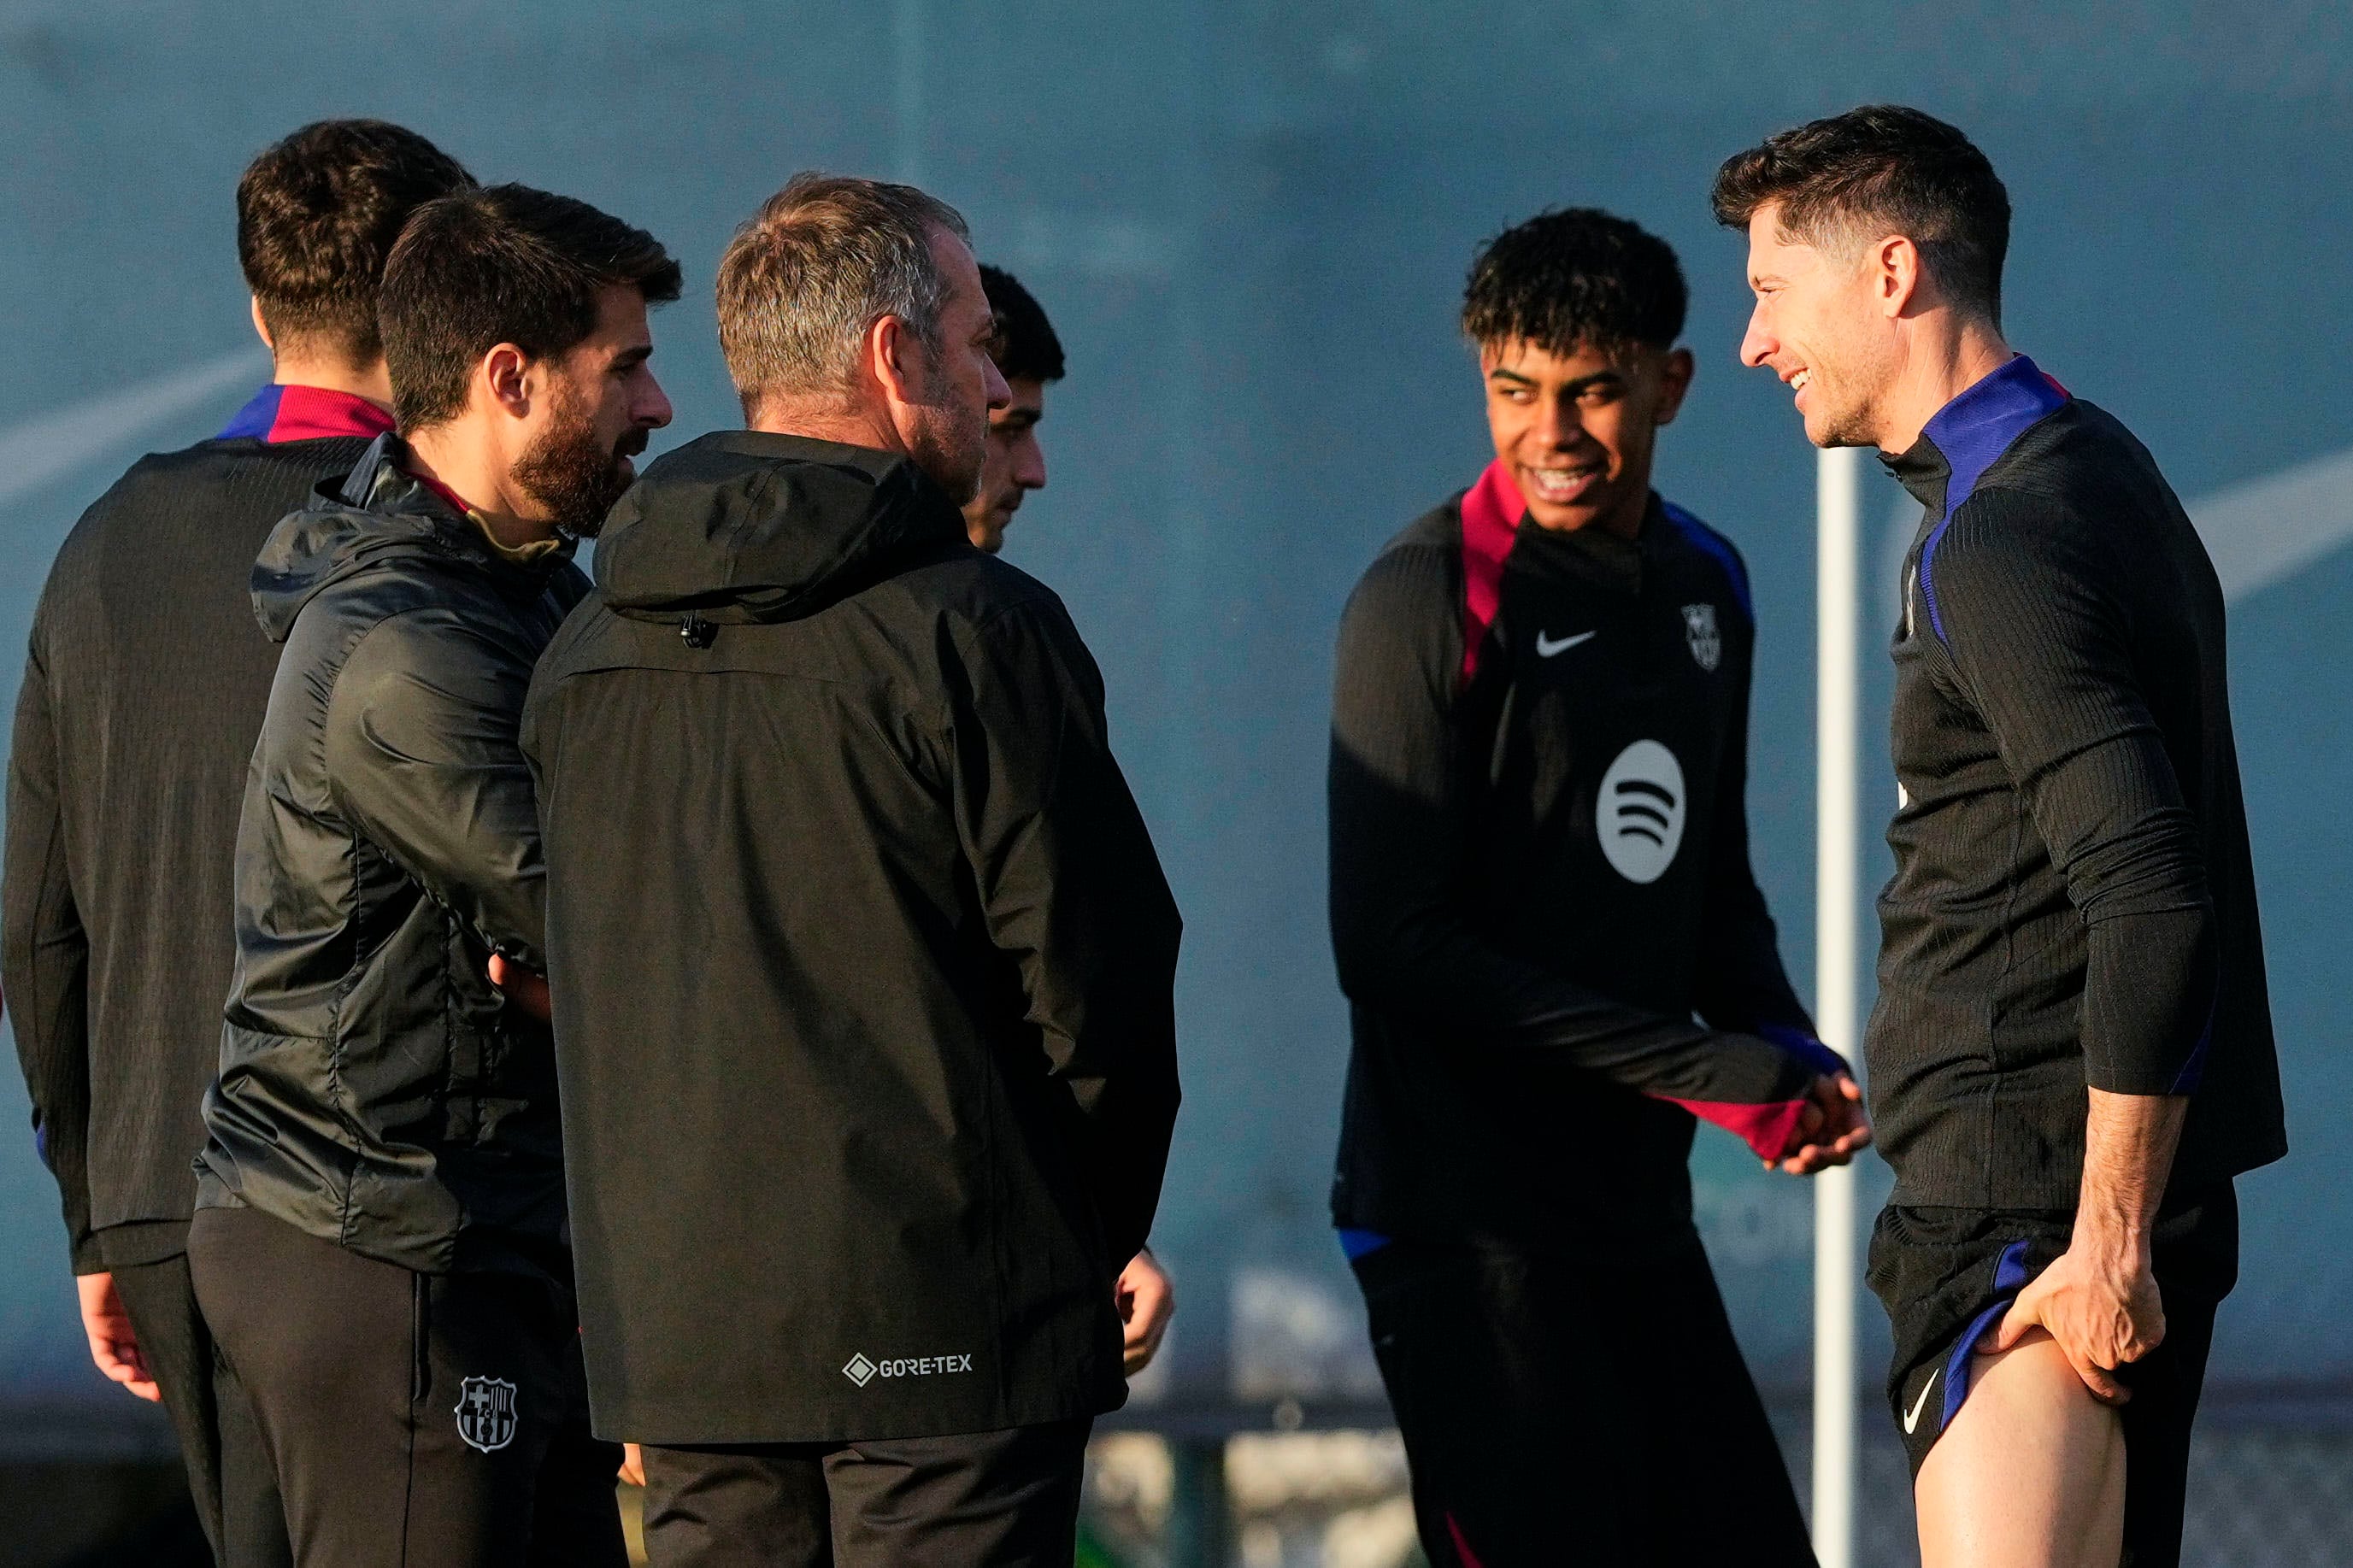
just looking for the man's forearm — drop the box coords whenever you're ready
[2076,1087,2190,1253]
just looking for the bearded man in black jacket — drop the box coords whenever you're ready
[4,119,469,1568]
[522,173,1182,1567]
[187,185,677,1568]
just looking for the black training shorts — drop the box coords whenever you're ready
[1868,1183,2238,1568]
[1353,1232,1815,1568]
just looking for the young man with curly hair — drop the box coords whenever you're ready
[1327,208,1867,1566]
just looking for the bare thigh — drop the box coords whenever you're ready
[1915,1330,2125,1568]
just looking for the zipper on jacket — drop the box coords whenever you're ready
[679,614,716,649]
[410,1272,431,1404]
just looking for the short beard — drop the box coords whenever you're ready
[515,396,644,539]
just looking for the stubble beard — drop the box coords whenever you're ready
[912,404,988,508]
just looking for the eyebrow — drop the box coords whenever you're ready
[1487,366,1626,395]
[612,343,653,369]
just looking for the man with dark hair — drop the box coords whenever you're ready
[1715,105,2284,1568]
[5,118,469,1568]
[186,183,678,1566]
[965,261,1178,1372]
[523,172,1180,1565]
[1327,206,1866,1567]
[962,262,1065,552]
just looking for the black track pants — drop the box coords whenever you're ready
[640,1418,1091,1567]
[109,1249,291,1568]
[1353,1235,1815,1568]
[189,1206,625,1568]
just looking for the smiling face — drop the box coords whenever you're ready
[1480,337,1692,537]
[1738,203,1896,449]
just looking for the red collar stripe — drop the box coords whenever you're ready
[219,384,394,444]
[1457,460,1525,688]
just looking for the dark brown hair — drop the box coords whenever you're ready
[379,184,682,432]
[1712,105,2011,325]
[979,265,1066,384]
[236,120,474,365]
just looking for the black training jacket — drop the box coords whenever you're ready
[193,435,586,1282]
[1870,355,2285,1208]
[1330,465,1838,1252]
[5,419,377,1273]
[522,432,1182,1444]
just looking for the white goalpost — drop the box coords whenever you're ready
[1812,444,1866,1568]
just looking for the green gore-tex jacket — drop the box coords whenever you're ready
[521,432,1182,1444]
[195,435,587,1286]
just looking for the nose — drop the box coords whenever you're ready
[1530,394,1587,452]
[1739,304,1775,370]
[982,356,1011,414]
[639,370,674,431]
[1014,430,1046,491]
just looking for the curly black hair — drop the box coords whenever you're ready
[1460,208,1686,358]
[979,264,1065,383]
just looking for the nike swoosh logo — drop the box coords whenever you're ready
[1534,630,1597,657]
[1903,1368,1940,1434]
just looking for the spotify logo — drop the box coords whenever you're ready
[1598,740,1685,884]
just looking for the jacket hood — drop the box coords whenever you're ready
[251,433,574,643]
[592,432,969,623]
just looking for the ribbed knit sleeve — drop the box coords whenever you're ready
[3,618,102,1271]
[1926,490,2217,1094]
[1691,590,1821,1048]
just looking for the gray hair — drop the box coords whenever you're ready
[716,172,971,414]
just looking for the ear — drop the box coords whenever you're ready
[868,313,924,410]
[250,297,276,356]
[481,344,535,420]
[1654,347,1696,426]
[1878,235,1924,319]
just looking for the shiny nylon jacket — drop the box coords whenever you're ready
[521,432,1182,1443]
[194,436,587,1280]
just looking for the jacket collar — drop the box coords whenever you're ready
[336,433,575,580]
[1880,354,2069,521]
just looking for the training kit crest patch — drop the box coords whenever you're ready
[456,1377,519,1453]
[1682,603,1722,672]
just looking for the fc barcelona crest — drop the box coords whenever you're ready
[1682,603,1722,672]
[456,1376,519,1453]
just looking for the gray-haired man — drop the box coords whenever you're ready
[521,174,1182,1565]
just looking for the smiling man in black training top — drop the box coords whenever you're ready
[1327,208,1868,1567]
[1716,106,2285,1568]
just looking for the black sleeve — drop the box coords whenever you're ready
[1327,543,1822,1160]
[1691,603,1825,1049]
[1929,490,2216,1095]
[2,622,102,1271]
[950,596,1183,1270]
[324,608,550,969]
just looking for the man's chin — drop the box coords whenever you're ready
[967,511,1009,553]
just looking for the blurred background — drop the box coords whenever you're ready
[3,3,2349,1564]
